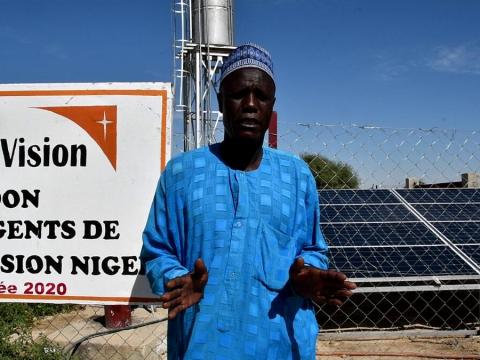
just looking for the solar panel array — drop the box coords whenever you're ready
[320,188,480,282]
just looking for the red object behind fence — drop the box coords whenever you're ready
[268,111,278,149]
[105,305,132,329]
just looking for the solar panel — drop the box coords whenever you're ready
[321,204,417,223]
[396,188,480,203]
[432,222,480,244]
[412,203,480,221]
[320,188,480,284]
[322,223,443,247]
[329,246,477,278]
[321,189,400,204]
[458,245,480,264]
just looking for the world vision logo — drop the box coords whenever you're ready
[37,106,117,170]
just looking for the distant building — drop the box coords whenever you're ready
[405,173,479,188]
[405,173,480,189]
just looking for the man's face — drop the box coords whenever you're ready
[219,68,276,144]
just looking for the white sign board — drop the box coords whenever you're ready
[0,82,172,304]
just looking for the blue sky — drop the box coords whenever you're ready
[1,0,479,132]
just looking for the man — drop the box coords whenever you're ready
[141,44,356,360]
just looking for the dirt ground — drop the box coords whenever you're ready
[316,334,480,359]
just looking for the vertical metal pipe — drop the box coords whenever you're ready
[195,50,201,148]
[194,0,202,148]
[179,1,185,103]
[205,54,212,144]
[229,0,234,44]
[185,53,192,151]
[178,0,187,150]
[188,0,193,41]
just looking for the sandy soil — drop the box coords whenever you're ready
[316,334,480,359]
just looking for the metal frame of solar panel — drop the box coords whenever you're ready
[320,188,480,292]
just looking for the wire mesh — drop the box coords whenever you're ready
[277,123,480,333]
[1,123,479,359]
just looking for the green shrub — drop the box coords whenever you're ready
[0,303,77,360]
[301,153,360,189]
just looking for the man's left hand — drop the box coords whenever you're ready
[290,257,357,306]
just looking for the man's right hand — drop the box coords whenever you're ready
[160,258,208,320]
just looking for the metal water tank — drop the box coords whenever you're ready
[192,0,234,46]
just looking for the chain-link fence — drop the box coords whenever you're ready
[278,124,479,334]
[1,123,479,359]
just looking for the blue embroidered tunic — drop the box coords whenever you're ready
[141,144,328,360]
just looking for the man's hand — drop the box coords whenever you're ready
[290,257,356,306]
[160,258,208,320]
